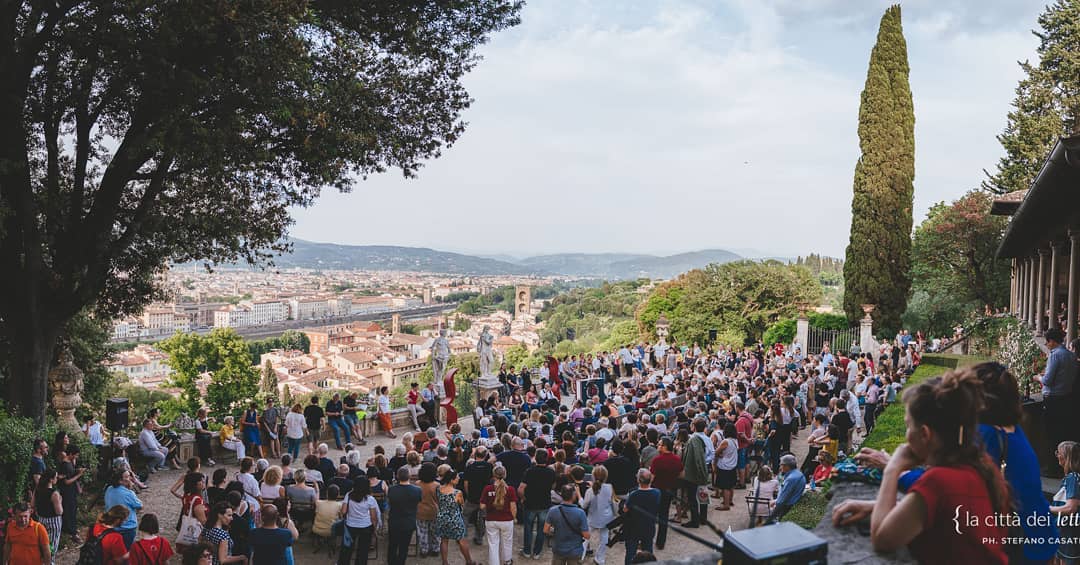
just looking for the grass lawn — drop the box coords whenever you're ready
[783,484,831,529]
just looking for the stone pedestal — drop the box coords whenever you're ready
[796,315,809,351]
[477,375,502,402]
[859,304,877,358]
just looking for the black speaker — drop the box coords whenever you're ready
[106,398,129,432]
[709,329,718,341]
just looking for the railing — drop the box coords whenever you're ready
[807,325,859,355]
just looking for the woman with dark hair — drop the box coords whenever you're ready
[57,443,84,543]
[832,369,1009,564]
[436,466,474,565]
[201,502,246,565]
[176,472,209,552]
[130,513,174,565]
[416,462,440,557]
[338,479,379,565]
[33,469,62,554]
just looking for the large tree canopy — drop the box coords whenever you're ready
[984,0,1080,194]
[0,0,522,423]
[637,261,822,346]
[843,4,915,334]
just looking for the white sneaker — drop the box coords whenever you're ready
[207,459,217,466]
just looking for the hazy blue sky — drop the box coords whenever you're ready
[290,0,1044,258]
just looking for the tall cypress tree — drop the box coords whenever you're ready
[983,0,1080,194]
[843,5,915,333]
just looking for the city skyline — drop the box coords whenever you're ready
[291,0,1043,257]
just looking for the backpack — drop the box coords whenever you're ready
[77,526,117,565]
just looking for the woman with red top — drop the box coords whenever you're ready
[481,465,518,565]
[130,514,174,565]
[811,451,834,484]
[89,506,131,565]
[408,382,422,432]
[177,473,209,551]
[832,369,1009,565]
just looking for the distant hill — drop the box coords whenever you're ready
[274,239,537,274]
[273,239,742,278]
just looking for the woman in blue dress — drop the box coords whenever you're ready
[242,402,264,459]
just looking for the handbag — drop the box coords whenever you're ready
[176,498,203,546]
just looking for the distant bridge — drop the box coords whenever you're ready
[110,303,458,344]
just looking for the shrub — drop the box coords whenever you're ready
[0,408,99,513]
[763,319,797,346]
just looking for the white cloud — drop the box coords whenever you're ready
[291,0,1042,258]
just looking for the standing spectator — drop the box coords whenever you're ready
[219,417,246,462]
[284,404,306,460]
[337,480,380,565]
[544,484,590,565]
[377,387,396,438]
[28,438,48,498]
[1051,441,1080,564]
[679,419,710,528]
[261,398,281,459]
[387,467,421,565]
[603,440,635,496]
[422,382,440,428]
[481,465,518,565]
[104,469,143,547]
[303,396,325,454]
[621,470,660,565]
[176,473,210,552]
[138,418,170,473]
[4,502,50,565]
[84,414,106,448]
[130,514,174,565]
[33,469,62,556]
[343,392,366,446]
[248,504,297,565]
[416,463,440,558]
[202,502,247,565]
[436,466,474,565]
[462,446,493,545]
[864,378,880,435]
[195,408,216,467]
[325,393,350,450]
[713,424,739,512]
[649,438,682,550]
[407,383,423,431]
[1036,328,1078,475]
[733,401,754,488]
[240,403,264,460]
[495,437,532,489]
[520,450,555,559]
[582,465,616,565]
[57,444,84,543]
[87,505,130,565]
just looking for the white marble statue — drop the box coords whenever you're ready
[431,328,451,382]
[477,325,496,379]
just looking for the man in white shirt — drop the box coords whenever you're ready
[594,419,615,443]
[138,419,168,472]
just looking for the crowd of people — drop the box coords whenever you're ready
[9,325,1080,565]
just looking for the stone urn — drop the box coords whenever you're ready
[861,303,876,321]
[49,347,84,430]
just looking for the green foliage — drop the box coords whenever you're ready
[260,360,279,403]
[247,330,311,365]
[862,363,950,453]
[965,315,1042,395]
[452,315,472,332]
[763,319,798,347]
[984,0,1080,193]
[63,311,118,415]
[808,313,849,330]
[539,280,648,349]
[843,5,915,335]
[159,328,260,418]
[638,261,822,345]
[782,484,831,529]
[502,344,541,370]
[0,0,523,424]
[0,409,100,514]
[907,190,1010,335]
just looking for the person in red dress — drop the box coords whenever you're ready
[832,369,1010,565]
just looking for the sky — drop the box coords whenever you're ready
[290,0,1045,259]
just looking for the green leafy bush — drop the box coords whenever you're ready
[763,319,797,346]
[0,408,99,513]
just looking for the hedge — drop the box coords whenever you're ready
[919,353,992,369]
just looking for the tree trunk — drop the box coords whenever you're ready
[3,306,63,427]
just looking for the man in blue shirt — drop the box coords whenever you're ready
[545,484,590,565]
[103,469,143,547]
[249,504,297,565]
[495,437,532,488]
[620,469,661,565]
[1036,328,1077,472]
[766,454,805,524]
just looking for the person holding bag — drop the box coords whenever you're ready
[176,474,208,550]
